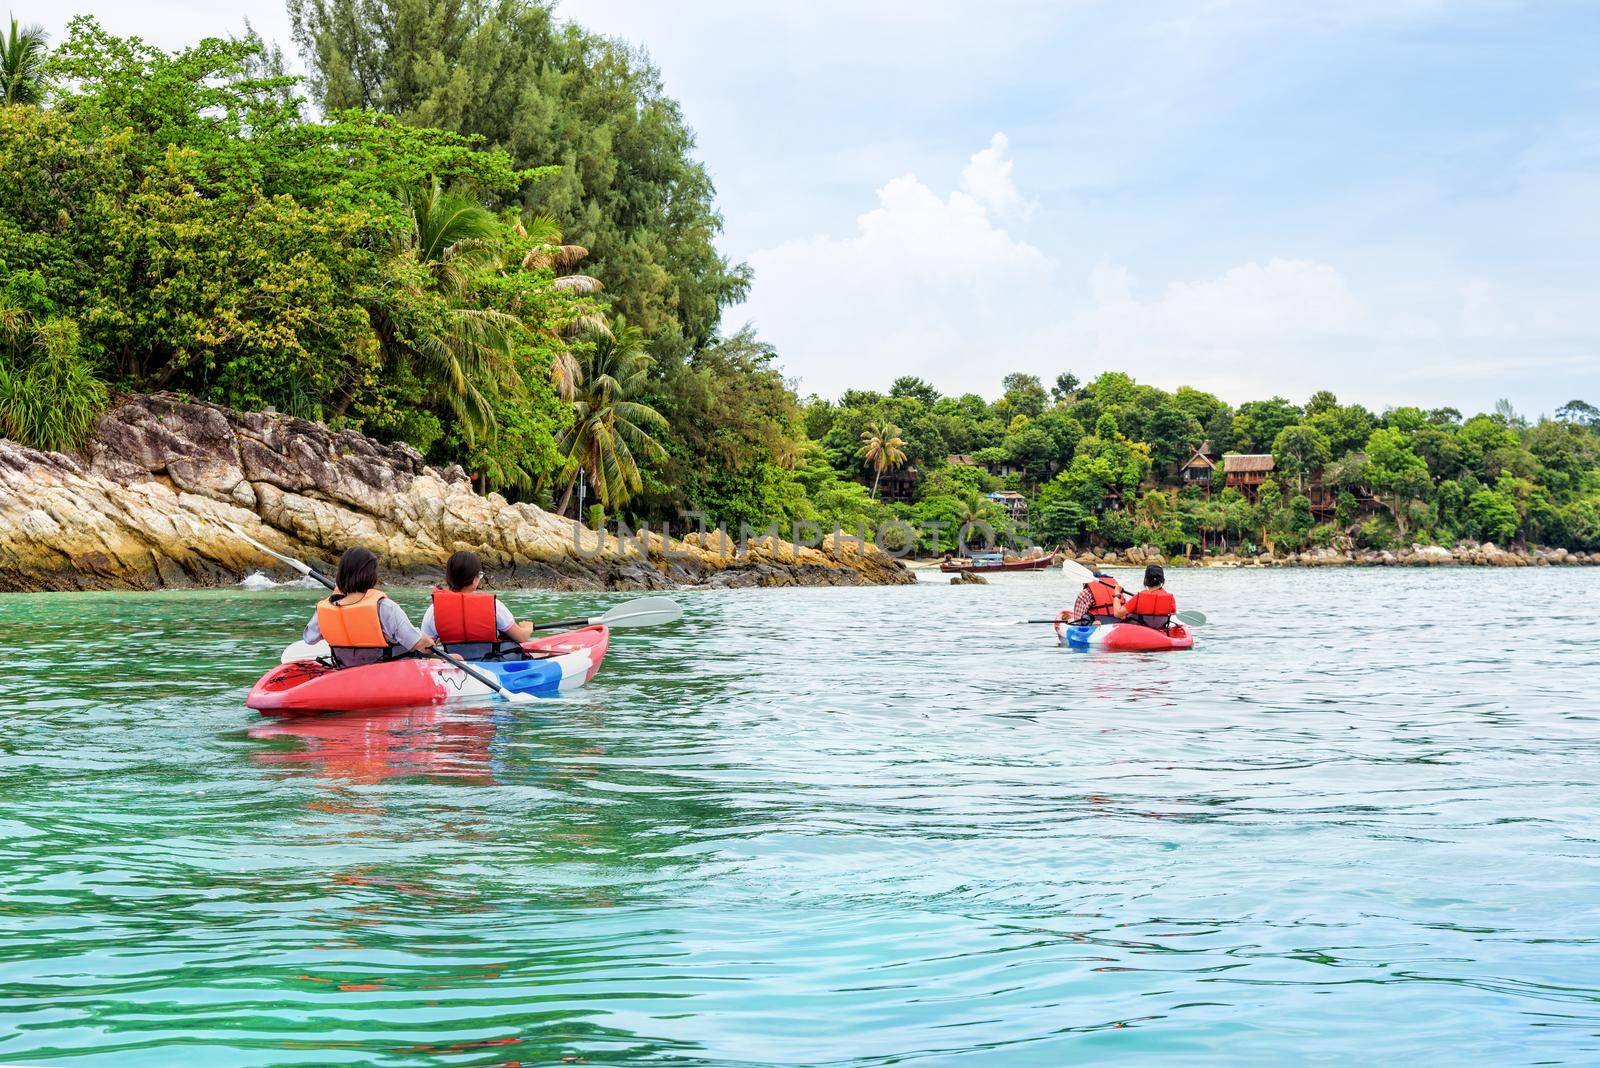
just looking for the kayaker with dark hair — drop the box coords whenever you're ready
[419,550,534,659]
[303,547,434,666]
[1068,568,1125,625]
[1115,563,1177,630]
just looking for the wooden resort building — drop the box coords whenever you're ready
[876,466,921,502]
[986,490,1029,520]
[1180,442,1219,490]
[1222,453,1275,499]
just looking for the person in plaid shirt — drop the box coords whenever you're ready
[1070,569,1125,624]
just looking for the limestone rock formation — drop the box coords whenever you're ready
[0,394,914,592]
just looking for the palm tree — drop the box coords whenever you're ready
[857,420,907,499]
[556,318,667,515]
[1,18,48,105]
[347,178,518,443]
[515,213,602,402]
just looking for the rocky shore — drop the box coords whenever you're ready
[1072,542,1600,570]
[0,394,913,593]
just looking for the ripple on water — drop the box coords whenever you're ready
[2,570,1599,1065]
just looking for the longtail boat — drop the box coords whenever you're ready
[939,552,1059,574]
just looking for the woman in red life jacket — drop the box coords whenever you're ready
[1069,568,1125,625]
[303,547,435,667]
[419,551,535,660]
[1115,563,1178,630]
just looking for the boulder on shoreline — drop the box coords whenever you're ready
[1067,539,1593,571]
[0,394,915,593]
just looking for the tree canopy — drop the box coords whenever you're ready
[288,0,750,363]
[2,15,1598,559]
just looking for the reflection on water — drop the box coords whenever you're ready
[2,570,1600,1065]
[252,708,498,784]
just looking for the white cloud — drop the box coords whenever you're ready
[960,133,1030,219]
[1074,257,1360,353]
[1056,258,1368,401]
[736,136,1380,403]
[735,133,1600,412]
[739,135,1052,397]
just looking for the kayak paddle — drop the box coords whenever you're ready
[1007,610,1208,627]
[1056,556,1204,626]
[423,647,537,704]
[225,520,334,590]
[223,523,536,703]
[1061,558,1096,583]
[530,595,683,632]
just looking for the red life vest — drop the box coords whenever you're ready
[431,588,499,644]
[1084,576,1123,619]
[1124,588,1176,629]
[316,589,388,648]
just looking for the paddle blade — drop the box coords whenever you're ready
[597,596,682,629]
[1060,558,1095,583]
[281,639,329,663]
[1175,610,1207,626]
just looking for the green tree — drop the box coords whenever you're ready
[857,419,908,499]
[1051,372,1080,403]
[1281,494,1315,551]
[640,325,810,525]
[998,372,1048,418]
[890,375,940,407]
[356,178,521,443]
[1142,402,1205,470]
[1468,488,1520,544]
[1335,489,1360,530]
[1364,427,1432,537]
[1255,477,1285,552]
[556,319,667,513]
[289,0,750,360]
[1307,401,1375,457]
[1271,424,1331,491]
[1232,397,1303,452]
[0,306,107,451]
[1556,399,1599,429]
[1,17,48,103]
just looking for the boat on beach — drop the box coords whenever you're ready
[939,551,1060,573]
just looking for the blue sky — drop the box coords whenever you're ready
[33,1,1600,415]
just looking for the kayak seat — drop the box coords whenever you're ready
[438,639,533,662]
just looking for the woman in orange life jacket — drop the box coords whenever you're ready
[1115,563,1178,631]
[1068,568,1125,625]
[418,551,535,660]
[303,547,435,667]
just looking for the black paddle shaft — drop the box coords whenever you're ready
[529,615,588,632]
[424,647,519,697]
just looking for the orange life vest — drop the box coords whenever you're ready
[316,589,389,648]
[1084,576,1123,619]
[431,588,499,645]
[1124,588,1177,629]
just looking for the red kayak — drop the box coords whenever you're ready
[1055,621,1194,652]
[246,625,610,716]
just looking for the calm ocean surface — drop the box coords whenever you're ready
[2,567,1597,1066]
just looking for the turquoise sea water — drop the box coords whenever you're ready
[2,567,1598,1065]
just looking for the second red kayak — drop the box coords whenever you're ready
[1056,621,1194,652]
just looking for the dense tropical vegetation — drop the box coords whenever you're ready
[1,8,1597,558]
